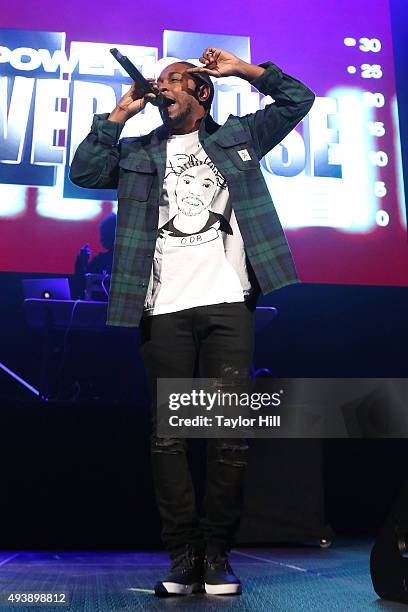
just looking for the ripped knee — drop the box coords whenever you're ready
[151,435,187,455]
[209,439,249,467]
[207,365,251,395]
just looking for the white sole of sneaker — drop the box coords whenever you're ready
[160,581,203,595]
[205,582,242,595]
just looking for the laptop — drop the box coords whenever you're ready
[22,278,71,301]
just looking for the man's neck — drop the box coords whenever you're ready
[168,116,203,136]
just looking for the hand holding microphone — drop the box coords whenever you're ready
[108,80,158,123]
[108,48,170,123]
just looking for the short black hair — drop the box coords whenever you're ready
[180,61,214,111]
[99,212,116,250]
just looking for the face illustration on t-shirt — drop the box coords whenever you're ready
[176,164,218,218]
[159,153,231,245]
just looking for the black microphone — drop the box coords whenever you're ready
[110,48,172,108]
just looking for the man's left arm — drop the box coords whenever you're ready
[187,48,316,159]
[238,61,316,159]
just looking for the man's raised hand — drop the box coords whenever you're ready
[186,47,244,79]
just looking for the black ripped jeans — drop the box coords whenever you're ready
[140,302,254,555]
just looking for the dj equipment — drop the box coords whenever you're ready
[22,300,277,399]
[84,273,110,301]
[22,278,71,300]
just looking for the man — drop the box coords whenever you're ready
[70,46,315,596]
[74,212,116,299]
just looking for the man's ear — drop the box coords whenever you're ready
[197,83,210,103]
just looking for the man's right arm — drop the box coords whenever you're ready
[69,83,155,189]
[69,113,126,190]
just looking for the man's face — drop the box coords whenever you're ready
[175,165,218,216]
[157,63,208,129]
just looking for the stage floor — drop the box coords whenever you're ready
[0,538,404,611]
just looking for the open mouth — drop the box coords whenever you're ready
[164,97,176,107]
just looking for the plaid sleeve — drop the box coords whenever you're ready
[69,113,126,189]
[240,62,316,159]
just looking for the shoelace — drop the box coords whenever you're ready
[205,554,230,571]
[171,546,201,571]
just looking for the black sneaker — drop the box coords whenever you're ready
[154,544,204,597]
[204,551,242,595]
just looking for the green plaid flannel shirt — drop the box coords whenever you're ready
[69,61,315,327]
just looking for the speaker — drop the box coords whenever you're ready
[237,439,334,545]
[370,480,408,603]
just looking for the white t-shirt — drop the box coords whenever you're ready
[143,130,252,316]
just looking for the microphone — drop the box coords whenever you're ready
[110,48,172,108]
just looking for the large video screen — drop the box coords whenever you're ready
[0,0,406,284]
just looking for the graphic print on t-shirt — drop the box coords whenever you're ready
[160,153,231,247]
[144,131,252,316]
